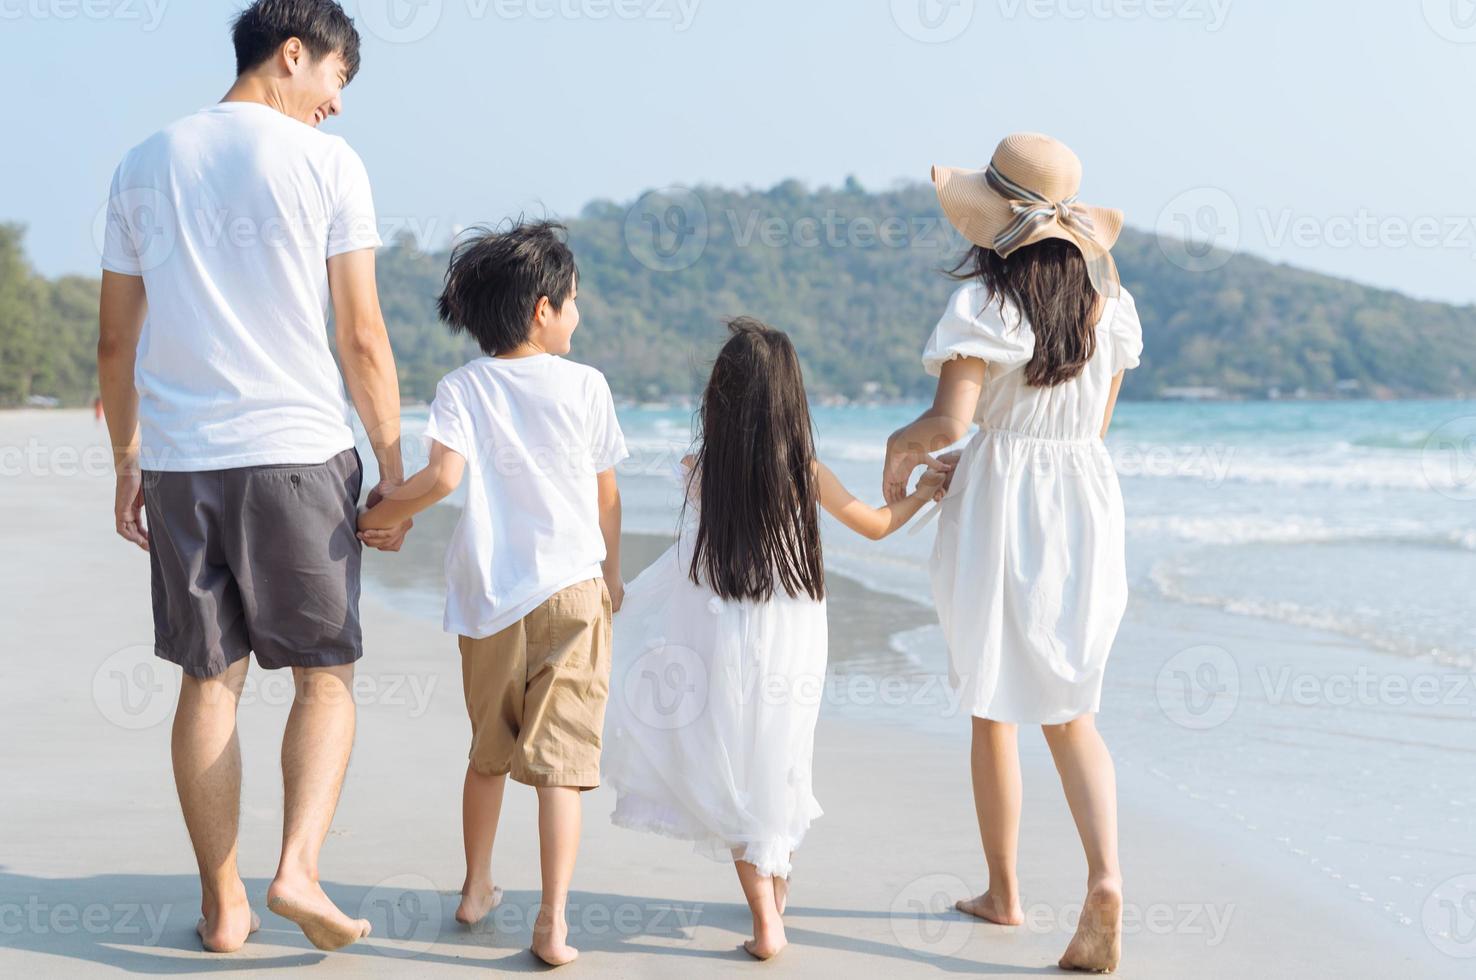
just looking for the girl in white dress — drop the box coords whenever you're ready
[883,134,1143,974]
[605,318,946,960]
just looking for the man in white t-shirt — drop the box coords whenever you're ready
[96,0,404,955]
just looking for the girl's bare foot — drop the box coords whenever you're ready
[455,883,503,926]
[266,875,371,951]
[531,909,579,967]
[1058,879,1122,974]
[744,914,787,960]
[956,890,1024,926]
[195,893,259,954]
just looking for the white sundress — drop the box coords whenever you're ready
[924,281,1144,725]
[603,470,828,879]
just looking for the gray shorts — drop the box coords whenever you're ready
[142,448,364,678]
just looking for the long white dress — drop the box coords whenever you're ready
[603,471,827,879]
[924,281,1144,725]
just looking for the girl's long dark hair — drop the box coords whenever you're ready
[685,318,825,603]
[950,239,1100,387]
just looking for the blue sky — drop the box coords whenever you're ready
[4,0,1476,304]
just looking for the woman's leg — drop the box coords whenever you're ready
[733,857,786,959]
[956,717,1025,925]
[1041,714,1123,973]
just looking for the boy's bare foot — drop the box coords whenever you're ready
[743,915,787,960]
[531,909,579,967]
[266,875,371,951]
[774,875,789,916]
[195,890,259,954]
[956,890,1024,926]
[455,883,503,926]
[1058,879,1122,974]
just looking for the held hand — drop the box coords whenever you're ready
[114,469,150,551]
[923,450,963,501]
[884,446,952,505]
[605,576,625,614]
[357,518,413,553]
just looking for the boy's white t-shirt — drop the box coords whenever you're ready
[101,101,382,471]
[424,355,629,638]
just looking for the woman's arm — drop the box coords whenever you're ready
[1100,371,1125,439]
[883,357,986,503]
[357,440,466,544]
[816,461,947,541]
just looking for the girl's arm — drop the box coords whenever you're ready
[815,460,947,541]
[883,358,986,503]
[357,440,466,544]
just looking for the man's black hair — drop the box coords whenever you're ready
[231,0,362,83]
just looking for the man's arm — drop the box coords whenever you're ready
[98,271,150,551]
[597,468,623,612]
[327,249,410,545]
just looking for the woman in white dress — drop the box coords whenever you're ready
[883,134,1143,974]
[606,318,946,960]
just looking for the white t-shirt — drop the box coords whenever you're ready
[101,101,382,471]
[424,355,630,638]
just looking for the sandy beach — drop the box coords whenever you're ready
[1,409,1464,977]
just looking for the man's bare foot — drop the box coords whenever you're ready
[266,875,371,951]
[531,909,579,967]
[195,896,259,954]
[774,875,789,916]
[455,883,503,926]
[1059,879,1123,974]
[743,915,787,960]
[956,890,1024,926]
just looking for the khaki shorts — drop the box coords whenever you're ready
[459,578,612,788]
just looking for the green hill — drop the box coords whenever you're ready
[4,180,1475,406]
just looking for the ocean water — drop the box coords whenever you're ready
[373,399,1476,671]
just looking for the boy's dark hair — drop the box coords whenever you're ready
[685,318,825,603]
[231,0,362,84]
[437,221,580,357]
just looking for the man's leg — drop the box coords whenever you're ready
[265,664,370,950]
[173,658,259,953]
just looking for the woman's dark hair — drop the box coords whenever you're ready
[231,0,362,84]
[686,318,825,603]
[949,239,1100,387]
[437,220,579,357]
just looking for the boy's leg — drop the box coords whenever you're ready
[532,786,583,966]
[733,858,786,960]
[266,664,371,951]
[957,717,1025,925]
[173,658,258,953]
[457,765,507,925]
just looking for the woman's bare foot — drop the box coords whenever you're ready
[743,914,787,960]
[773,875,789,916]
[195,892,259,954]
[531,908,579,967]
[956,890,1024,926]
[1058,879,1122,973]
[266,875,371,951]
[455,883,503,926]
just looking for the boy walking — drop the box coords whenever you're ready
[358,221,626,966]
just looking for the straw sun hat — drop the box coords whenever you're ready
[932,133,1123,296]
